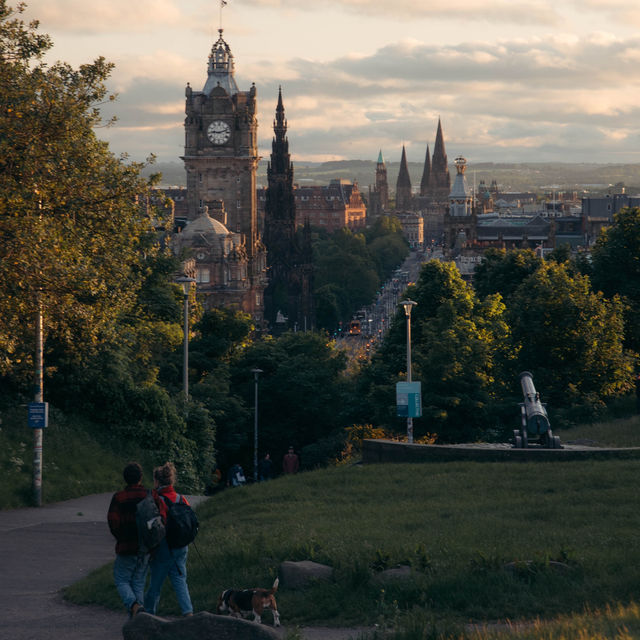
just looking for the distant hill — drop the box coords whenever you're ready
[145,160,640,195]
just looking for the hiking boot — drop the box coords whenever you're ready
[129,602,145,618]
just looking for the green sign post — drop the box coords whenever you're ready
[396,381,422,418]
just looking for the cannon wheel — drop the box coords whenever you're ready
[553,435,561,449]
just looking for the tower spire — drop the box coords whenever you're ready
[395,145,412,210]
[420,144,431,196]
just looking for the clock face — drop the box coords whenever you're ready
[207,120,231,145]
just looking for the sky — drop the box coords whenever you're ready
[20,0,640,166]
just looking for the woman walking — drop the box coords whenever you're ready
[144,462,193,616]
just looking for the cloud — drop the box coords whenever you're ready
[241,0,562,24]
[23,0,196,34]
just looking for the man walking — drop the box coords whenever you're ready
[107,462,156,618]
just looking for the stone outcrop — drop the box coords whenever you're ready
[122,611,280,640]
[279,560,333,589]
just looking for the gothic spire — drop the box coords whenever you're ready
[420,144,431,196]
[432,117,448,171]
[274,85,287,137]
[395,145,412,210]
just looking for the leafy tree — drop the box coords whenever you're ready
[473,248,542,302]
[0,1,163,391]
[312,220,408,331]
[508,261,632,409]
[359,260,512,442]
[224,332,349,473]
[591,207,640,353]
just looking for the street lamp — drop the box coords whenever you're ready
[400,299,417,443]
[251,368,263,482]
[176,276,196,401]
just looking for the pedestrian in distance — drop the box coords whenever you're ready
[144,462,194,617]
[282,446,300,474]
[227,463,246,487]
[258,453,273,481]
[107,462,158,618]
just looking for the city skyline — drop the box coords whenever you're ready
[22,0,640,166]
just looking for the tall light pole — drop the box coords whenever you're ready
[251,368,263,482]
[400,299,417,443]
[176,276,196,401]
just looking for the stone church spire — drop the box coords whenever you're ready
[420,144,431,196]
[395,145,412,210]
[428,118,450,200]
[375,149,389,211]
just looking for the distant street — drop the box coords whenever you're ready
[336,246,438,362]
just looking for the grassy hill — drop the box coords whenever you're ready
[63,417,640,639]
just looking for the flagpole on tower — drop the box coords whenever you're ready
[219,0,228,31]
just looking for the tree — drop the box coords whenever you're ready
[224,332,349,472]
[0,1,164,391]
[509,261,632,408]
[591,207,640,354]
[473,248,542,302]
[359,260,512,442]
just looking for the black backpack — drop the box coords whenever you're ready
[136,490,166,553]
[162,494,199,549]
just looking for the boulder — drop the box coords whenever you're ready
[279,560,333,589]
[122,611,280,640]
[373,565,412,582]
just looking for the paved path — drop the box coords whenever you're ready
[0,492,210,640]
[0,493,368,640]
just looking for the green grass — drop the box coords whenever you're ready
[0,405,157,508]
[556,414,640,448]
[66,457,640,639]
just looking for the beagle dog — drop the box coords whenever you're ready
[217,577,280,626]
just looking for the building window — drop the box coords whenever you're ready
[256,293,261,306]
[237,200,241,208]
[196,268,210,284]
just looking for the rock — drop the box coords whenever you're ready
[373,565,412,582]
[279,560,333,589]
[122,611,280,640]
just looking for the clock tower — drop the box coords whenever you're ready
[181,29,266,323]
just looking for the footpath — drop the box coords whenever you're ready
[0,492,368,640]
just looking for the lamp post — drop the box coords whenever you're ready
[251,368,263,482]
[176,276,196,401]
[400,299,417,443]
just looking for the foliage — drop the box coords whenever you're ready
[222,331,350,474]
[473,248,543,302]
[591,206,640,354]
[508,260,632,408]
[359,260,513,442]
[313,220,408,331]
[0,1,165,391]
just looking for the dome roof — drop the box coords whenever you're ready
[181,209,230,239]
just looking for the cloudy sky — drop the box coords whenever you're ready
[21,0,640,166]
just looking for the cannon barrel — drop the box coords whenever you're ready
[519,371,550,436]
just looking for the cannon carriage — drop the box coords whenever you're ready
[513,371,562,449]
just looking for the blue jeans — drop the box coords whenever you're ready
[144,539,193,615]
[113,553,148,611]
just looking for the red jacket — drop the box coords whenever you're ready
[156,485,190,507]
[107,484,167,555]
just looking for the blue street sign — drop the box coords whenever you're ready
[28,402,48,428]
[396,381,422,418]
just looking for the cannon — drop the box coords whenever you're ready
[513,371,562,449]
